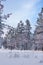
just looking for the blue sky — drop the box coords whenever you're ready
[2,0,43,32]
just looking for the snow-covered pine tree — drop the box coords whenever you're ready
[15,20,31,50]
[0,0,12,48]
[15,20,25,50]
[0,0,5,48]
[16,20,24,33]
[24,19,31,50]
[33,8,43,50]
[3,27,16,49]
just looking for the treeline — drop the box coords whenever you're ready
[0,8,43,50]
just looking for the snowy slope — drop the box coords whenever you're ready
[0,49,43,65]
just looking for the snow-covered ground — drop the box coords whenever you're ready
[0,48,43,65]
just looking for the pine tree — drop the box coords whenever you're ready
[15,20,25,50]
[25,19,31,38]
[0,0,12,48]
[0,0,5,48]
[33,8,43,50]
[17,20,24,33]
[3,27,15,49]
[24,19,31,50]
[15,19,31,50]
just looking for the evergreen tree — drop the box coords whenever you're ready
[25,19,31,38]
[15,20,25,50]
[15,19,31,50]
[24,19,31,49]
[0,0,12,48]
[0,0,5,48]
[3,27,15,49]
[33,8,43,50]
[17,20,24,33]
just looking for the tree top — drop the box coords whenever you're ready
[41,8,43,13]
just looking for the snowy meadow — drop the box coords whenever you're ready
[0,48,43,65]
